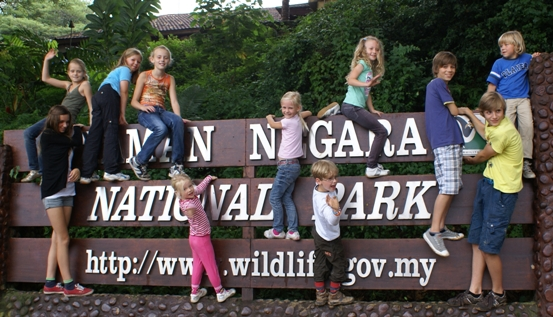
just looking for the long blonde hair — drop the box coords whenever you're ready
[349,36,385,77]
[281,91,308,133]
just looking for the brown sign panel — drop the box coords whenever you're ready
[246,113,433,166]
[5,113,435,173]
[4,120,246,172]
[9,175,534,227]
[7,238,533,290]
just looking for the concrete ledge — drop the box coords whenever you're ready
[0,290,538,317]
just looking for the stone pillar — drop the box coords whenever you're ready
[530,52,553,316]
[0,145,13,291]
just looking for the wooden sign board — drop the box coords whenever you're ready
[9,175,534,227]
[7,238,533,290]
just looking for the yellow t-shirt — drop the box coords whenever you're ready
[483,117,523,193]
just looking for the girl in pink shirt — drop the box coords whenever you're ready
[264,91,312,240]
[171,174,235,304]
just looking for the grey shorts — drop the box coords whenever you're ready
[43,196,74,210]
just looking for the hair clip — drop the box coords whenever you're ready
[362,37,367,41]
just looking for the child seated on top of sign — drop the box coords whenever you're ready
[448,91,523,311]
[423,51,465,257]
[171,174,236,304]
[311,160,354,307]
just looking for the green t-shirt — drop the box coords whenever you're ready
[343,60,373,108]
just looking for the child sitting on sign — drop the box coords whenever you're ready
[311,159,354,307]
[448,91,523,311]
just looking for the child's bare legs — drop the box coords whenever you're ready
[46,206,73,281]
[430,194,454,232]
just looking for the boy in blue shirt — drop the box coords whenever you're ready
[423,51,465,257]
[487,30,540,179]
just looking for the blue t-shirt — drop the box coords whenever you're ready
[424,78,464,149]
[99,66,132,96]
[486,53,531,99]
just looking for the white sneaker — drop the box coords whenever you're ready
[103,172,130,181]
[168,164,186,179]
[317,102,341,119]
[216,288,236,303]
[264,228,285,239]
[365,166,390,178]
[285,230,300,241]
[90,172,100,182]
[523,160,536,179]
[190,288,207,303]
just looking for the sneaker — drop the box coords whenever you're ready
[130,156,151,180]
[365,166,390,178]
[21,170,41,183]
[216,288,236,303]
[43,283,64,294]
[317,102,341,119]
[523,160,536,179]
[423,229,449,257]
[285,230,300,241]
[264,228,285,239]
[447,290,483,307]
[63,283,93,297]
[190,288,207,303]
[475,291,507,312]
[80,172,101,184]
[328,290,354,306]
[168,164,186,179]
[104,172,130,182]
[441,226,465,241]
[315,290,329,306]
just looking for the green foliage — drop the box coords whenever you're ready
[0,0,91,38]
[83,0,160,66]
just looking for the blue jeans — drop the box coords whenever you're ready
[467,178,518,254]
[269,162,301,233]
[23,118,46,172]
[136,106,185,165]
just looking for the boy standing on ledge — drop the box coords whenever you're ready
[448,91,523,311]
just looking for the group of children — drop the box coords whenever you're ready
[24,29,537,309]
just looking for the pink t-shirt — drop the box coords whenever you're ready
[179,176,212,237]
[278,115,303,159]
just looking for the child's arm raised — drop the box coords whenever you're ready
[42,49,70,90]
[458,107,485,139]
[300,110,312,119]
[266,114,282,129]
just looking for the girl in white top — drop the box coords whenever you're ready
[264,91,311,240]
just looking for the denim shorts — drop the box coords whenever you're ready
[433,144,463,195]
[43,196,74,210]
[467,178,518,254]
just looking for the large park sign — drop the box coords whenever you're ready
[1,53,552,315]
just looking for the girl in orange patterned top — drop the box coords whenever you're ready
[130,45,190,181]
